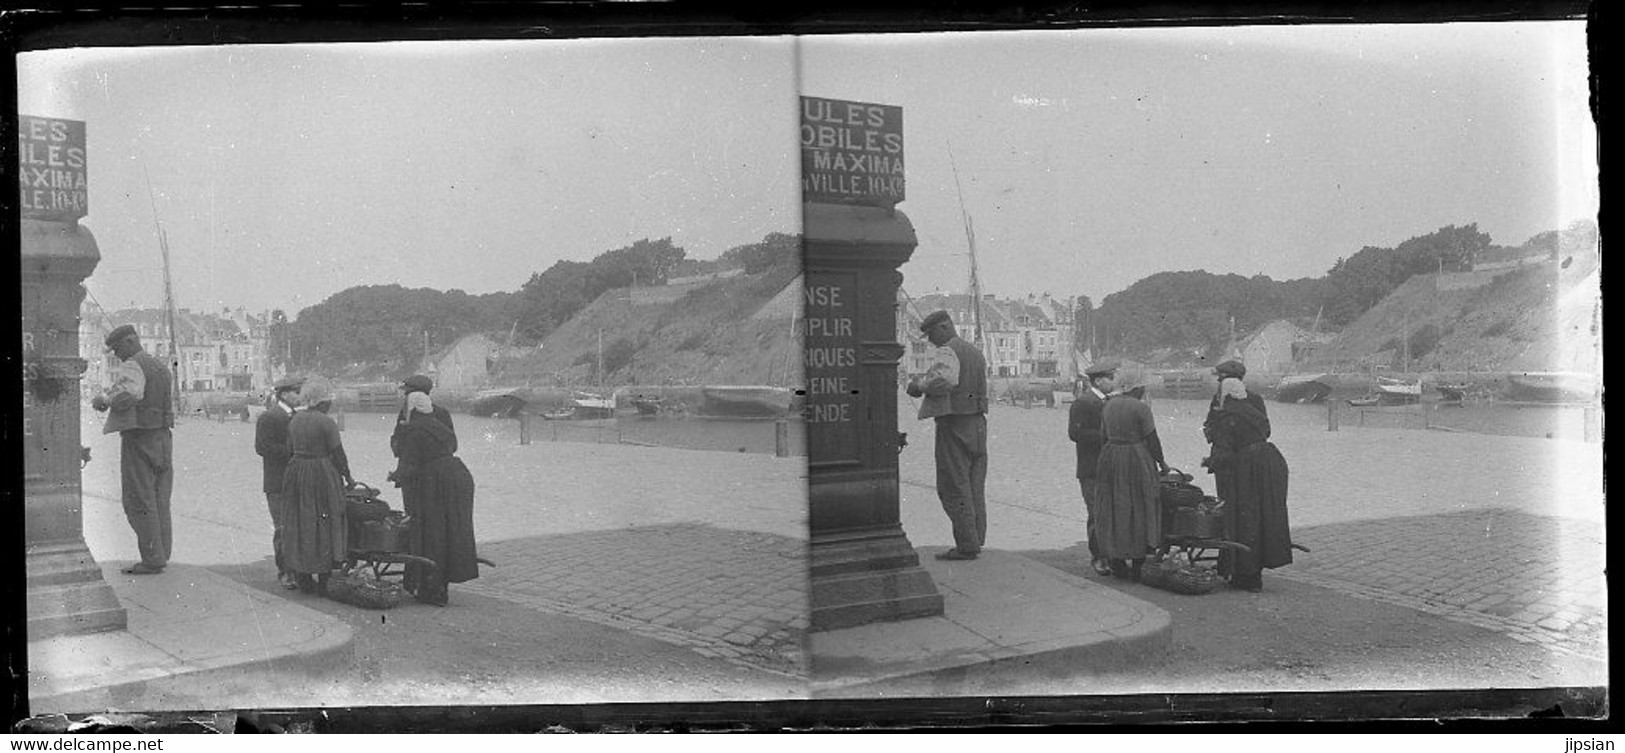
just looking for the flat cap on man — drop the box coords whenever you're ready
[103,324,138,347]
[1213,359,1247,379]
[401,374,435,394]
[918,310,952,333]
[1084,360,1120,378]
[273,375,306,392]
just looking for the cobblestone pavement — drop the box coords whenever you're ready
[1273,508,1607,661]
[895,398,1606,679]
[77,411,811,687]
[459,524,807,678]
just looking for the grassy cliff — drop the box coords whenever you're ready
[490,262,802,389]
[1311,224,1600,375]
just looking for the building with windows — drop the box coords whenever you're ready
[898,290,1077,381]
[79,304,278,395]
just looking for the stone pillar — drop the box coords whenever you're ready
[21,219,128,638]
[804,203,943,631]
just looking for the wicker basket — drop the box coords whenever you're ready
[1157,481,1209,510]
[1141,554,1221,595]
[325,569,403,610]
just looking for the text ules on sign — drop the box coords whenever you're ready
[18,115,88,222]
[804,272,861,463]
[800,96,904,207]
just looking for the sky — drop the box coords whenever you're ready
[18,21,1596,319]
[17,38,801,317]
[801,22,1597,306]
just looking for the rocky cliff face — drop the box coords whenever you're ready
[1314,225,1600,375]
[490,263,802,389]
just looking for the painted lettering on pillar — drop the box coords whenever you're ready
[18,115,88,222]
[800,96,904,208]
[804,274,861,462]
[22,333,41,476]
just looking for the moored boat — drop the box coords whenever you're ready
[1434,383,1469,404]
[470,387,531,417]
[1274,374,1332,404]
[1504,372,1598,404]
[1374,376,1422,405]
[699,385,794,418]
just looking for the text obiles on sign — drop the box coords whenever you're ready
[800,96,904,207]
[18,115,88,222]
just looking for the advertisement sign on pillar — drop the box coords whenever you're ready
[19,114,125,639]
[802,96,943,633]
[803,273,862,465]
[18,115,89,222]
[800,96,905,208]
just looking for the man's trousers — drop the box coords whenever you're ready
[933,413,988,555]
[120,428,173,569]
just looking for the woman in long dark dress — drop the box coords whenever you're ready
[391,389,478,605]
[280,377,352,595]
[1203,377,1293,591]
[1094,370,1169,581]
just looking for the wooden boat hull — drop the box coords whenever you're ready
[699,386,793,418]
[1505,373,1598,404]
[1274,376,1332,404]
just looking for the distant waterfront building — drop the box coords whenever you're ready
[1237,320,1328,376]
[898,289,1076,381]
[419,332,500,390]
[79,304,276,393]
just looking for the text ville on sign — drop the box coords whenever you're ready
[799,96,905,207]
[17,115,89,221]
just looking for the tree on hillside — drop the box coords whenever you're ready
[512,237,689,343]
[1320,224,1491,326]
[587,237,687,290]
[719,232,801,274]
[287,285,503,377]
[1095,270,1298,358]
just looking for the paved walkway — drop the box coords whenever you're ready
[460,524,806,677]
[890,398,1606,685]
[28,561,352,713]
[1274,508,1607,661]
[44,411,810,708]
[810,548,1169,696]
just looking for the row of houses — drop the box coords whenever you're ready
[77,299,532,395]
[79,304,283,396]
[897,291,1079,381]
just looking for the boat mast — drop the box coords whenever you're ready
[948,146,985,352]
[144,167,184,407]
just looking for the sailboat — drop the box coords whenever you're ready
[1273,307,1332,404]
[144,167,186,414]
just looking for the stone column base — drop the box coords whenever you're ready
[809,526,944,631]
[27,541,127,640]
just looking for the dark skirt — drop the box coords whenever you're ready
[1094,442,1162,560]
[1219,442,1293,577]
[280,457,348,575]
[401,455,479,592]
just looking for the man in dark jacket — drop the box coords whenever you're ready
[91,325,175,575]
[255,375,304,590]
[906,310,990,561]
[1068,360,1117,576]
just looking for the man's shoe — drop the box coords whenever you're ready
[934,549,978,561]
[277,573,300,591]
[121,564,164,575]
[1090,557,1114,577]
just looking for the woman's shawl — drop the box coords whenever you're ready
[406,409,457,456]
[1222,394,1272,442]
